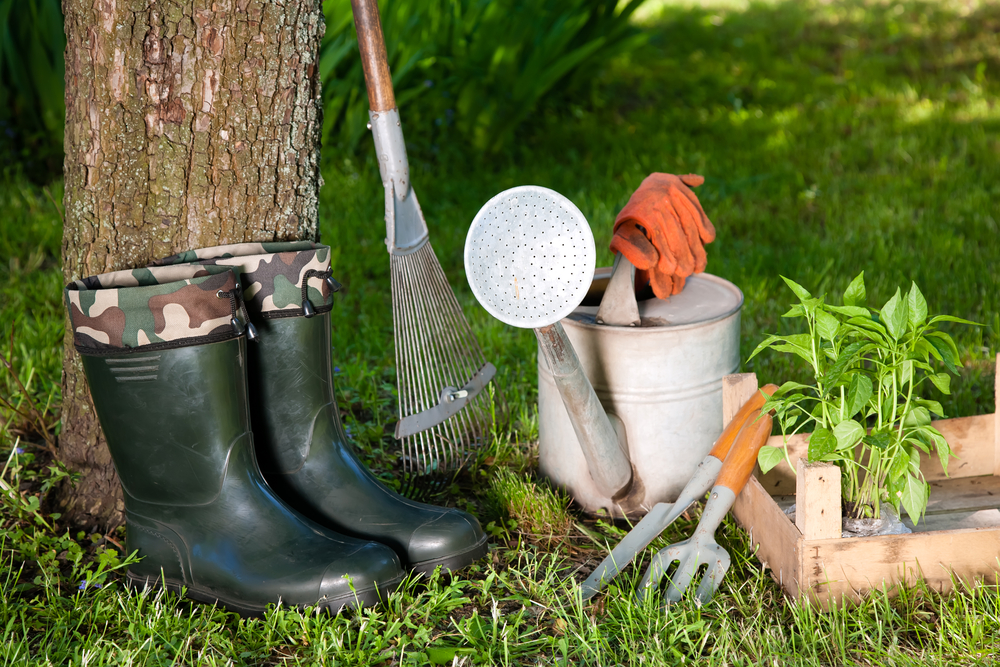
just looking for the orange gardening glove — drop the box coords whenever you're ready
[610,173,716,298]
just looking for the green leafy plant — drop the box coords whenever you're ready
[320,0,647,154]
[0,0,65,180]
[753,273,978,524]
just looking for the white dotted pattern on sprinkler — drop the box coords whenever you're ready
[464,185,596,330]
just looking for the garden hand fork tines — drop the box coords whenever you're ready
[636,406,774,606]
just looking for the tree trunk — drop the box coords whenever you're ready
[59,0,325,529]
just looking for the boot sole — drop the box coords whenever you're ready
[125,570,405,618]
[410,533,490,577]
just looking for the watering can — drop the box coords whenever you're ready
[465,186,742,516]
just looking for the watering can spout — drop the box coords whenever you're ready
[535,322,633,499]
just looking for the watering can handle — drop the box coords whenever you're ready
[596,253,641,326]
[351,0,396,112]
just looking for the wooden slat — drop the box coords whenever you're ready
[995,353,1000,477]
[921,414,995,481]
[923,475,1000,515]
[795,460,841,540]
[800,526,1000,605]
[907,509,1000,534]
[722,373,758,426]
[732,474,802,595]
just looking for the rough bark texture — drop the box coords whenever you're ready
[60,0,325,529]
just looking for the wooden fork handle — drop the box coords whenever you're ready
[708,383,778,460]
[714,409,774,494]
[351,0,396,111]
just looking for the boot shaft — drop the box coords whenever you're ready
[66,268,254,504]
[151,241,343,471]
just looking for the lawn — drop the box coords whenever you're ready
[2,0,1000,664]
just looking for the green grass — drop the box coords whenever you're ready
[3,0,1000,664]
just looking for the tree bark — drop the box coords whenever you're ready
[60,0,325,529]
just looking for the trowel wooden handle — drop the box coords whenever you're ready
[351,0,396,112]
[708,384,778,460]
[715,410,774,494]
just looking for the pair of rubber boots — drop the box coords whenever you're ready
[64,242,488,616]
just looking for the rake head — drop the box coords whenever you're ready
[636,538,731,607]
[390,242,505,482]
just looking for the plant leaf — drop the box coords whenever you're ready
[757,446,785,475]
[899,359,914,386]
[833,419,864,451]
[880,288,907,340]
[903,406,932,428]
[926,332,960,373]
[846,315,888,341]
[815,309,840,342]
[807,427,837,461]
[863,431,893,451]
[909,446,922,473]
[927,372,951,395]
[782,276,813,302]
[906,282,928,330]
[845,373,873,418]
[927,315,982,326]
[782,304,805,318]
[774,381,811,396]
[914,398,945,418]
[923,425,952,475]
[823,341,869,388]
[747,334,783,361]
[827,305,870,318]
[888,449,910,485]
[905,433,931,454]
[843,271,866,307]
[899,474,928,525]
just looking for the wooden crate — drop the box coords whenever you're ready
[725,355,1000,606]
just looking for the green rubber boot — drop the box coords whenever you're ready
[66,267,405,615]
[150,243,489,574]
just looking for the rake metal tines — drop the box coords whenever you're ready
[390,243,503,495]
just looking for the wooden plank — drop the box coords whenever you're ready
[905,509,1000,534]
[923,475,1000,515]
[921,414,995,481]
[795,460,841,540]
[799,526,1000,605]
[732,474,802,598]
[722,373,758,426]
[995,353,1000,477]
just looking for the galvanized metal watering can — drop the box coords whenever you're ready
[465,186,742,517]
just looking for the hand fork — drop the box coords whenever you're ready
[637,407,774,606]
[580,385,777,600]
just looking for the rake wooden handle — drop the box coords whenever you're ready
[351,0,396,112]
[714,409,774,494]
[708,384,778,460]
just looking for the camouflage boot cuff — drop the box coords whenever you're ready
[150,242,338,319]
[66,268,247,356]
